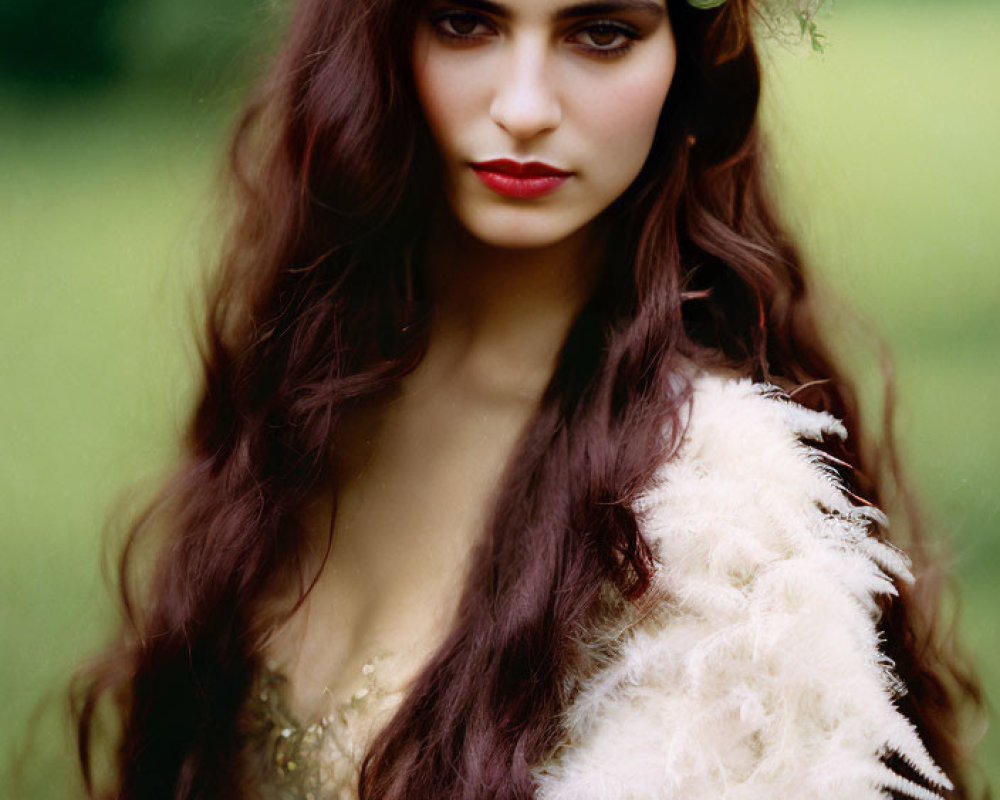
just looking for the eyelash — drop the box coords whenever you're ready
[427,10,641,59]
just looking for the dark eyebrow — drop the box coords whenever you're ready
[442,0,666,22]
[553,0,666,21]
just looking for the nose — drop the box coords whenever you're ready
[489,38,562,140]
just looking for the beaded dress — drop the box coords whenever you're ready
[237,654,406,800]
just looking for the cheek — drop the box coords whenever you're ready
[412,44,486,157]
[575,57,676,172]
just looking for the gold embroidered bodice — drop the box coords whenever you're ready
[236,654,407,800]
[235,585,637,799]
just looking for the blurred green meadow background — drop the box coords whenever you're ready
[1,0,998,797]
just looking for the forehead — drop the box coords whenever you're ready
[424,0,668,23]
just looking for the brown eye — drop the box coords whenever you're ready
[569,22,639,57]
[430,10,492,40]
[448,13,480,35]
[584,25,622,48]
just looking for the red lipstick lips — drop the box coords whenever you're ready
[471,159,572,199]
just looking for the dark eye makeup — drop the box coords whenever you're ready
[426,8,643,59]
[429,9,492,39]
[569,21,640,57]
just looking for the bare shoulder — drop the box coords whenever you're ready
[534,372,951,800]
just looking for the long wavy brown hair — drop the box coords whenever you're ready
[71,0,983,798]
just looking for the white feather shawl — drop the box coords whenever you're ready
[533,372,951,800]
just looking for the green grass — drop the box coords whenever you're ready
[0,87,224,797]
[2,4,998,796]
[765,6,1000,790]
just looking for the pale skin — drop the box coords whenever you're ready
[264,0,677,724]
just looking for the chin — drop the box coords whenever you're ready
[455,205,589,251]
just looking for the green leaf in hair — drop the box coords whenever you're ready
[686,0,832,52]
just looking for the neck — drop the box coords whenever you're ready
[415,208,606,402]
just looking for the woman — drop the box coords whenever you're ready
[72,0,981,798]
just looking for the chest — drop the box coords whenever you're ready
[260,383,536,725]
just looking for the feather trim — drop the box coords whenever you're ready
[534,373,950,800]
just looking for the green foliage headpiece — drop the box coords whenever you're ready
[686,0,831,52]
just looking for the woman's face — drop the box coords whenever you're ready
[412,0,677,249]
